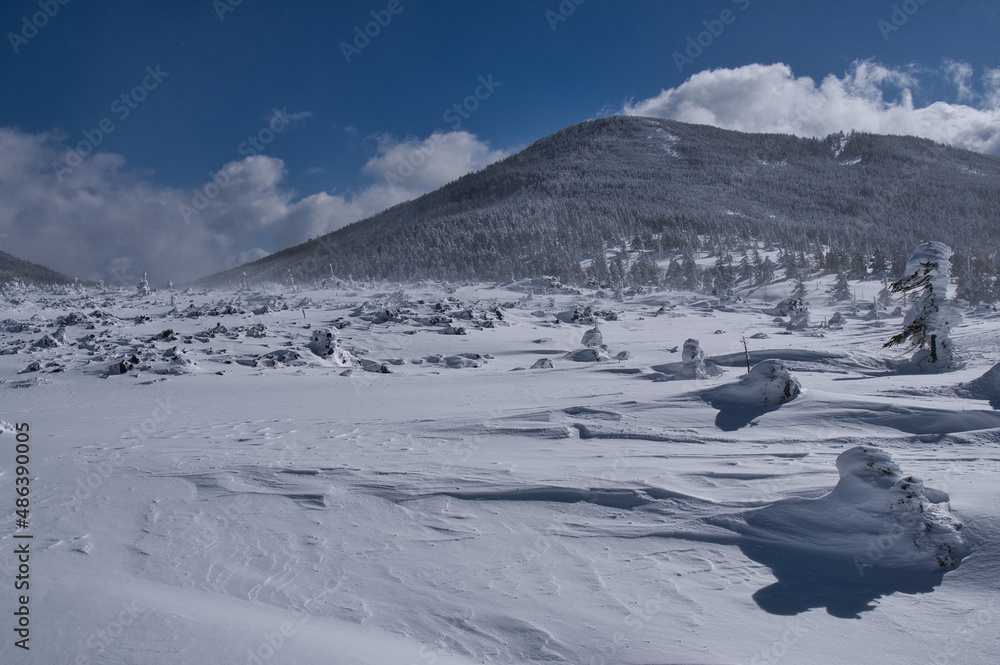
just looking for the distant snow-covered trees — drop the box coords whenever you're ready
[197,117,1000,300]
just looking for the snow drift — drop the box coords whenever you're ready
[957,361,1000,408]
[741,446,969,574]
[725,446,971,617]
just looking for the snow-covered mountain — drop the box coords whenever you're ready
[199,116,1000,287]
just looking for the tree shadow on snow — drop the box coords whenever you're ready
[710,403,781,431]
[739,541,949,618]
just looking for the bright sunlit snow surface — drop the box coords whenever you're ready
[1,277,998,665]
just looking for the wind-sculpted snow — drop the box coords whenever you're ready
[2,279,999,665]
[725,446,971,617]
[702,360,801,430]
[957,362,1000,409]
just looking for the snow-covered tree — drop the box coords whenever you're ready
[759,257,775,285]
[792,273,807,300]
[831,271,851,301]
[629,251,659,286]
[883,242,962,372]
[137,272,150,297]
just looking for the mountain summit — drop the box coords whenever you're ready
[199,116,1000,286]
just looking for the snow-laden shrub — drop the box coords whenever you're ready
[306,328,358,367]
[674,338,722,380]
[744,446,969,573]
[565,347,610,362]
[581,325,604,348]
[712,360,800,407]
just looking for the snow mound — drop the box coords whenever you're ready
[786,310,810,330]
[673,338,722,380]
[957,362,1000,408]
[306,328,359,367]
[710,360,800,407]
[564,347,610,363]
[555,305,618,324]
[764,298,804,317]
[580,325,603,348]
[742,446,969,573]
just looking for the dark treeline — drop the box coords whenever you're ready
[1,249,75,286]
[200,116,1000,301]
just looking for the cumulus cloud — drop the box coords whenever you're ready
[0,127,506,284]
[624,61,1000,156]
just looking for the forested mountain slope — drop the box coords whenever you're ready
[199,116,1000,287]
[0,249,75,286]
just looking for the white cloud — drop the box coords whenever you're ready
[0,127,506,284]
[624,61,1000,156]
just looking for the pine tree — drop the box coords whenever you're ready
[883,242,962,371]
[831,271,851,301]
[738,253,753,283]
[792,273,807,300]
[869,248,888,278]
[682,253,700,291]
[759,257,775,285]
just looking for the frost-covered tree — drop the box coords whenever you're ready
[738,253,753,282]
[759,257,775,285]
[587,246,609,286]
[137,272,150,297]
[681,253,700,291]
[629,251,659,286]
[883,242,962,372]
[869,248,888,278]
[712,255,735,294]
[831,271,851,301]
[792,273,807,300]
[849,250,869,280]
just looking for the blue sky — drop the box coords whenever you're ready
[1,0,998,282]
